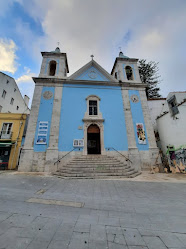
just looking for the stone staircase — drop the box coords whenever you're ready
[55,155,141,179]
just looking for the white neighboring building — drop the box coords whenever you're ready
[147,98,166,131]
[0,72,30,114]
[148,92,186,154]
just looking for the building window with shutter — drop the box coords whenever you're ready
[167,95,179,116]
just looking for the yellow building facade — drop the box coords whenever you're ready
[0,113,27,169]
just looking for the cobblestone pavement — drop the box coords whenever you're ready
[0,173,186,248]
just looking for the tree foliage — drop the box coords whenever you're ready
[138,59,161,99]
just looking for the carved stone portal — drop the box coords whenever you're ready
[83,119,105,155]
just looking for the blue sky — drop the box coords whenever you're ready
[0,0,186,105]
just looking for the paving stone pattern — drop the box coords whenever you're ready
[0,173,186,248]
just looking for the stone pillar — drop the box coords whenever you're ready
[121,88,137,149]
[45,86,63,172]
[19,85,43,172]
[121,88,141,171]
[24,85,43,149]
[139,90,160,169]
[139,90,157,148]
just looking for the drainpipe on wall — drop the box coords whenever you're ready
[10,121,23,170]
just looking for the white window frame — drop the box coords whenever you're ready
[1,123,13,139]
[84,95,102,119]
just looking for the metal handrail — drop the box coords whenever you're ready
[106,147,132,163]
[54,148,77,165]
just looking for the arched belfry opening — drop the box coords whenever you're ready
[125,66,133,80]
[49,60,57,76]
[87,124,101,154]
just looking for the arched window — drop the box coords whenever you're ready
[49,60,57,76]
[115,72,118,79]
[125,66,133,80]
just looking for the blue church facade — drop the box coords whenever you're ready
[19,48,159,174]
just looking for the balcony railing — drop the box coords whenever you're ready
[0,132,13,139]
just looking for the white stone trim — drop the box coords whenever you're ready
[69,59,117,82]
[121,89,137,149]
[48,86,63,149]
[84,95,103,120]
[24,85,42,149]
[139,90,157,148]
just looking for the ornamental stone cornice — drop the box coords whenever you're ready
[82,118,105,123]
[32,77,147,88]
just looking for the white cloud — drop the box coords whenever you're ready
[16,68,35,87]
[16,70,35,106]
[15,0,186,97]
[16,74,32,83]
[23,66,31,74]
[0,38,18,74]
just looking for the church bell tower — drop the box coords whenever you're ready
[111,51,141,83]
[39,47,69,79]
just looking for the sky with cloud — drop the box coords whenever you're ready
[0,0,185,105]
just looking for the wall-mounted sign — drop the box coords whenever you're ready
[73,139,84,147]
[36,121,48,144]
[136,123,146,144]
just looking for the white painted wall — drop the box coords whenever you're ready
[0,72,30,114]
[156,92,186,154]
[147,99,166,131]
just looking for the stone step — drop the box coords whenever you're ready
[55,173,139,179]
[69,160,127,164]
[70,158,127,162]
[59,164,133,170]
[59,165,130,171]
[55,155,139,179]
[58,168,138,175]
[66,163,128,167]
[59,168,134,174]
[55,171,141,179]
